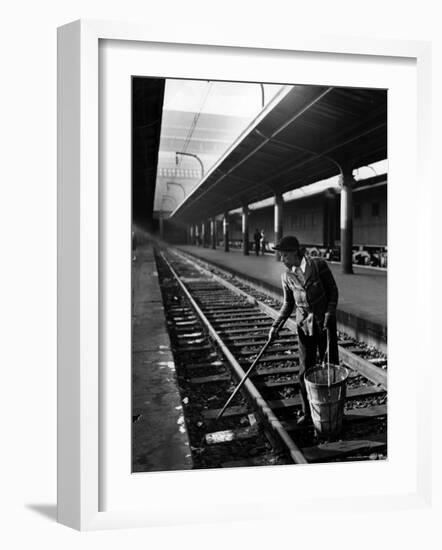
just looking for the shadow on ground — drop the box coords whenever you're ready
[26,504,57,522]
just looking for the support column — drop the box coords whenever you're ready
[242,206,249,255]
[211,218,217,249]
[204,221,209,248]
[323,188,336,248]
[201,222,206,247]
[189,225,194,245]
[339,172,354,274]
[223,213,229,252]
[274,193,283,261]
[195,224,200,246]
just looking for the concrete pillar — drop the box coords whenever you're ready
[223,213,229,252]
[201,222,206,247]
[189,225,194,245]
[204,221,209,247]
[242,206,249,255]
[274,193,283,261]
[339,172,354,274]
[323,188,336,248]
[211,218,217,249]
[195,224,200,246]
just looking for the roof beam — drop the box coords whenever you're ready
[171,87,333,220]
[172,88,386,223]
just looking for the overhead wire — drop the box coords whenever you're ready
[177,81,213,168]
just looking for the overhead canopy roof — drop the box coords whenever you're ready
[170,85,387,224]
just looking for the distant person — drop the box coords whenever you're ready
[253,229,261,256]
[268,236,339,425]
[260,229,266,255]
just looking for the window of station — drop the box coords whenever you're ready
[371,201,380,217]
[354,204,361,219]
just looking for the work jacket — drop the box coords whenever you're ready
[273,257,338,335]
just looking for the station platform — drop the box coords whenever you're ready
[132,244,193,472]
[176,245,387,352]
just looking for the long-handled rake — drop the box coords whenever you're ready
[216,336,275,421]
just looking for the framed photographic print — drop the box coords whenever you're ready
[57,19,432,530]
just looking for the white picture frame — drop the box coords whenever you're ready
[57,19,432,531]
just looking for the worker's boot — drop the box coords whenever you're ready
[297,374,312,426]
[296,412,312,426]
[296,400,312,426]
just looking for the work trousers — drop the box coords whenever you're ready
[297,315,339,416]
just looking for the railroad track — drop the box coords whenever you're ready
[156,247,388,468]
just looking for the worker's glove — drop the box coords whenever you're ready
[268,326,279,342]
[323,312,335,331]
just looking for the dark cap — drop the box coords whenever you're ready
[273,236,300,251]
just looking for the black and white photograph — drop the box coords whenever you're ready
[4,0,439,542]
[131,77,388,472]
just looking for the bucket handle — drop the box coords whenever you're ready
[321,327,331,386]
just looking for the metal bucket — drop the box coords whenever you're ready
[304,365,349,438]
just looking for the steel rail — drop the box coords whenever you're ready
[160,251,308,465]
[172,247,387,390]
